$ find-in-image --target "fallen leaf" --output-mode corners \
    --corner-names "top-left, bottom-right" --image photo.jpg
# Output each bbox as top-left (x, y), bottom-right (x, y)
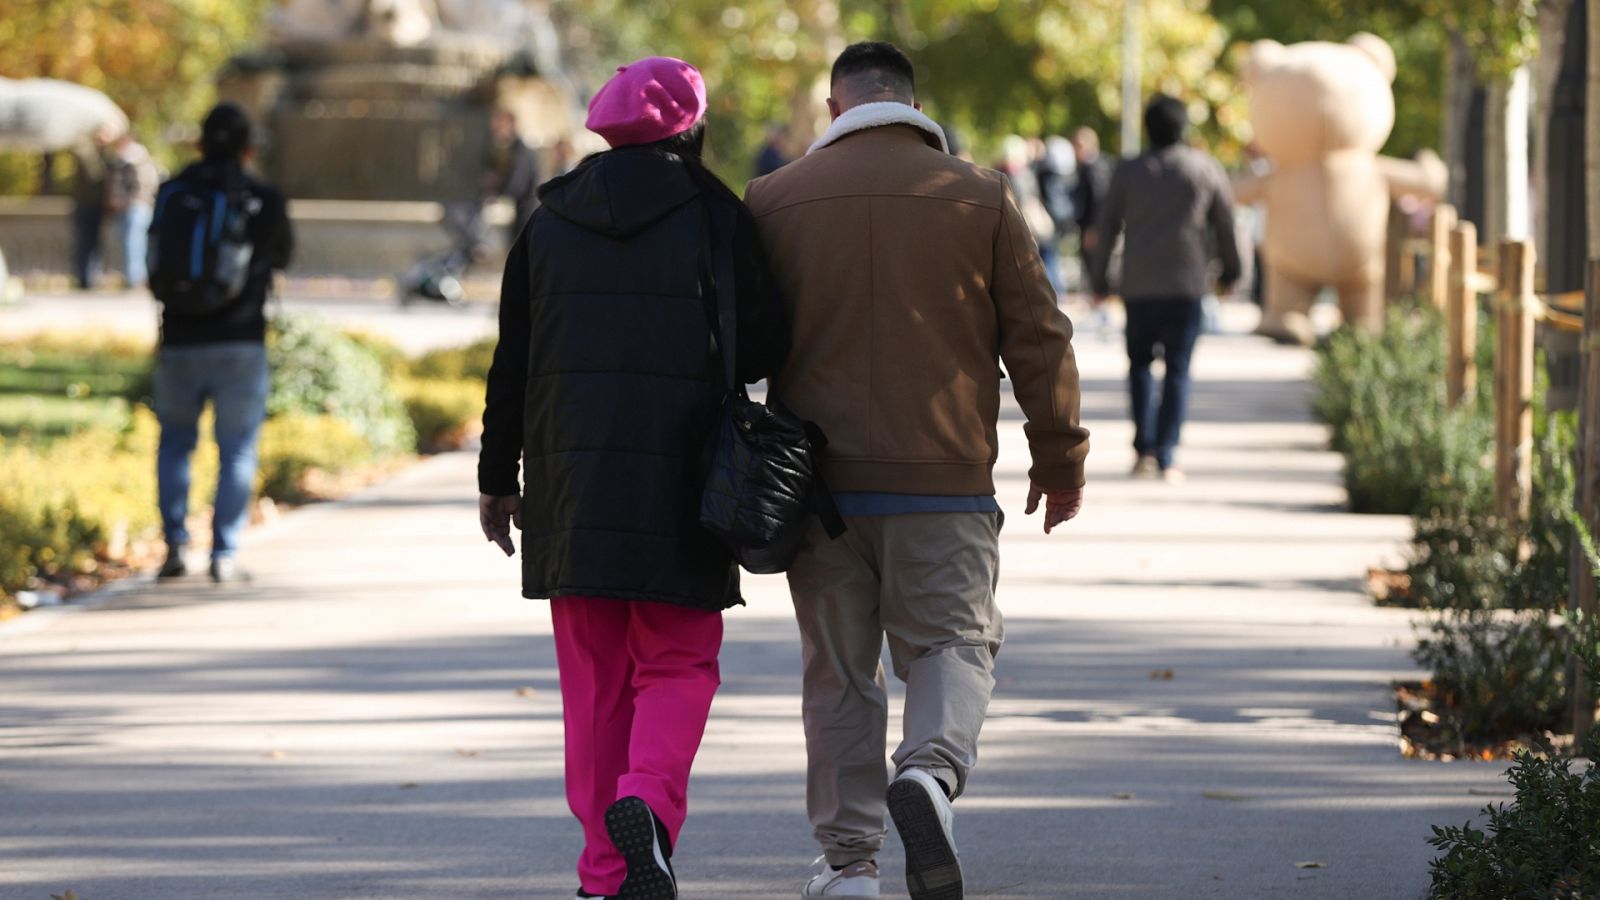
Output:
top-left (264, 750), bottom-right (286, 760)
top-left (1112, 792), bottom-right (1135, 800)
top-left (1201, 790), bottom-right (1254, 801)
top-left (515, 686), bottom-right (537, 698)
top-left (51, 892), bottom-right (81, 900)
top-left (1148, 669), bottom-right (1175, 680)
top-left (399, 782), bottom-right (419, 789)
top-left (455, 748), bottom-right (480, 758)
top-left (1294, 861), bottom-right (1327, 869)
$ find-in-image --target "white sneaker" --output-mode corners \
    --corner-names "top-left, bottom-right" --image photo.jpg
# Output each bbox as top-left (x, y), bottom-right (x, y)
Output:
top-left (888, 768), bottom-right (961, 900)
top-left (801, 856), bottom-right (880, 896)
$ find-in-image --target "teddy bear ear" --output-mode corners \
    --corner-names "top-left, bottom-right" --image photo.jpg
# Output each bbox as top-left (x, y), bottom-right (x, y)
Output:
top-left (1348, 32), bottom-right (1397, 83)
top-left (1242, 39), bottom-right (1285, 84)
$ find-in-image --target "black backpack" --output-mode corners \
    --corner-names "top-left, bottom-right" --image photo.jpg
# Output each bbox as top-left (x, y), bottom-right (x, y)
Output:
top-left (147, 170), bottom-right (257, 315)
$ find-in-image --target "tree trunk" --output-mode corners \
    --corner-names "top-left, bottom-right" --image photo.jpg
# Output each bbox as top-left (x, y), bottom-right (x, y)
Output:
top-left (1444, 29), bottom-right (1476, 212)
top-left (1573, 0), bottom-right (1600, 740)
top-left (1536, 0), bottom-right (1576, 260)
top-left (1483, 65), bottom-right (1533, 245)
top-left (1591, 0), bottom-right (1600, 260)
top-left (1120, 0), bottom-right (1142, 158)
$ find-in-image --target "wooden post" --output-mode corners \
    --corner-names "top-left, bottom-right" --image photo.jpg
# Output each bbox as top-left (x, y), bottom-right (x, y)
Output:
top-left (1493, 239), bottom-right (1537, 523)
top-left (1385, 202), bottom-right (1409, 303)
top-left (1574, 257), bottom-right (1600, 739)
top-left (1430, 204), bottom-right (1457, 311)
top-left (1447, 222), bottom-right (1478, 407)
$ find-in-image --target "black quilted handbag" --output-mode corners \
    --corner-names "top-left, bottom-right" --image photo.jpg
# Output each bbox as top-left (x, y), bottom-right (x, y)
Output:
top-left (696, 198), bottom-right (844, 574)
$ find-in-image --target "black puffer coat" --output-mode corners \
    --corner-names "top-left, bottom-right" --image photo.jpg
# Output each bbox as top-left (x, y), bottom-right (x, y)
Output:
top-left (478, 147), bottom-right (789, 610)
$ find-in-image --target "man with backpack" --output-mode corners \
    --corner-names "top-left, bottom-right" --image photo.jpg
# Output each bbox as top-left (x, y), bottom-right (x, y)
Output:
top-left (147, 102), bottom-right (293, 583)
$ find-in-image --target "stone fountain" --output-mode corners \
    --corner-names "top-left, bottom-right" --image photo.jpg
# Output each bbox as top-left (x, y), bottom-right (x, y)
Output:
top-left (219, 0), bottom-right (577, 203)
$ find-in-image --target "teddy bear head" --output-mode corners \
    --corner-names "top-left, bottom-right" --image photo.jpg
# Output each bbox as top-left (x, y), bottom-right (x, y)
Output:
top-left (1242, 33), bottom-right (1396, 164)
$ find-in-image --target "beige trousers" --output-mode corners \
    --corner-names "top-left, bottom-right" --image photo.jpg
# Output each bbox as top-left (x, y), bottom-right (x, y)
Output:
top-left (786, 512), bottom-right (1004, 866)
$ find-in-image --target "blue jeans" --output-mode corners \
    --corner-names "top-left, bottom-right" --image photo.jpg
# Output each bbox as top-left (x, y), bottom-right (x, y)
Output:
top-left (154, 342), bottom-right (270, 558)
top-left (1038, 242), bottom-right (1064, 296)
top-left (117, 202), bottom-right (153, 287)
top-left (1124, 297), bottom-right (1203, 470)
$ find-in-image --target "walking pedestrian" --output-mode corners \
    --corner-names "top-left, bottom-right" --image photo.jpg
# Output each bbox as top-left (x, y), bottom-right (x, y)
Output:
top-left (476, 57), bottom-right (789, 900)
top-left (149, 102), bottom-right (293, 583)
top-left (995, 134), bottom-right (1059, 294)
top-left (1088, 94), bottom-right (1241, 484)
top-left (484, 107), bottom-right (540, 237)
top-left (1069, 126), bottom-right (1110, 289)
top-left (69, 127), bottom-right (113, 289)
top-left (104, 130), bottom-right (161, 288)
top-left (1035, 135), bottom-right (1078, 298)
top-left (754, 123), bottom-right (792, 176)
top-left (744, 41), bottom-right (1088, 900)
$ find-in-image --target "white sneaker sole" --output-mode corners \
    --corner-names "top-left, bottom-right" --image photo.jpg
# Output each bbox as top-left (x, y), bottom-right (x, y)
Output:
top-left (888, 778), bottom-right (962, 900)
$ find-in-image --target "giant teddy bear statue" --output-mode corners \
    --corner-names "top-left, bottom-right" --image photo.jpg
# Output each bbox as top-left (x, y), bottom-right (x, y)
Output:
top-left (1234, 33), bottom-right (1447, 346)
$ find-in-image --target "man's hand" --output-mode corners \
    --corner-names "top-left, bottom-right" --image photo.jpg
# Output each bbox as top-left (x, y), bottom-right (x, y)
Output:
top-left (1025, 484), bottom-right (1083, 534)
top-left (479, 494), bottom-right (521, 557)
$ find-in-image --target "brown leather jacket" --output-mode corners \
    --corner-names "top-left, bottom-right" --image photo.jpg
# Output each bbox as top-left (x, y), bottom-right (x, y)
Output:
top-left (745, 118), bottom-right (1088, 494)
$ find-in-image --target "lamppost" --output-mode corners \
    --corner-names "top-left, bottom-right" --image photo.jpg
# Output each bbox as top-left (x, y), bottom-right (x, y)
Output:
top-left (1121, 0), bottom-right (1142, 157)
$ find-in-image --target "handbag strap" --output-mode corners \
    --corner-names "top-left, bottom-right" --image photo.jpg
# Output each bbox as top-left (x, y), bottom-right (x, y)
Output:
top-left (804, 421), bottom-right (848, 540)
top-left (699, 182), bottom-right (846, 543)
top-left (699, 193), bottom-right (742, 397)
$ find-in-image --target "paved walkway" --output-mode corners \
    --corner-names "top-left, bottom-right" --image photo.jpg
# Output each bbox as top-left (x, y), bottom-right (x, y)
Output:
top-left (1, 324), bottom-right (1507, 899)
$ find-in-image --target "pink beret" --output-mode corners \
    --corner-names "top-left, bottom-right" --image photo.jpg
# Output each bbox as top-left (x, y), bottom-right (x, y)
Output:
top-left (585, 57), bottom-right (708, 148)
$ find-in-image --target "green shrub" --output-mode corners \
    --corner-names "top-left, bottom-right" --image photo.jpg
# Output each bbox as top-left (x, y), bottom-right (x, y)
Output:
top-left (255, 414), bottom-right (375, 504)
top-left (267, 314), bottom-right (414, 456)
top-left (408, 337), bottom-right (497, 382)
top-left (1311, 306), bottom-right (1495, 516)
top-left (1426, 554), bottom-right (1600, 899)
top-left (1405, 411), bottom-right (1576, 612)
top-left (398, 378), bottom-right (484, 453)
top-left (1427, 739), bottom-right (1600, 898)
top-left (1412, 610), bottom-right (1569, 749)
top-left (343, 330), bottom-right (411, 380)
top-left (0, 408), bottom-right (217, 596)
top-left (0, 334), bottom-right (153, 435)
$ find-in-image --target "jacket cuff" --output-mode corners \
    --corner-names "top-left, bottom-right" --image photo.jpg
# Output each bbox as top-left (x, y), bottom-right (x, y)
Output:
top-left (1028, 460), bottom-right (1085, 492)
top-left (477, 467), bottom-right (520, 497)
top-left (1024, 425), bottom-right (1089, 491)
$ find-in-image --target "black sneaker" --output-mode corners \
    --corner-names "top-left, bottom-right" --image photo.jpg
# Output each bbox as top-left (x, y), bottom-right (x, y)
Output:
top-left (157, 548), bottom-right (187, 580)
top-left (604, 796), bottom-right (676, 900)
top-left (209, 557), bottom-right (252, 584)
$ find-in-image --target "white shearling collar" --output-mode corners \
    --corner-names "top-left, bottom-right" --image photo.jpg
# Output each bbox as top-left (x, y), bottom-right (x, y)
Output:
top-left (807, 102), bottom-right (949, 155)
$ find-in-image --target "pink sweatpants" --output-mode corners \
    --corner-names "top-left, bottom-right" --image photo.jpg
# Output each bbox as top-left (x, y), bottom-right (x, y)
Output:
top-left (550, 595), bottom-right (724, 895)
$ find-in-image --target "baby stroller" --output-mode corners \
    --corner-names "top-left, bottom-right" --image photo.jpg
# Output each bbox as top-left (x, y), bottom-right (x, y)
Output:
top-left (399, 200), bottom-right (491, 307)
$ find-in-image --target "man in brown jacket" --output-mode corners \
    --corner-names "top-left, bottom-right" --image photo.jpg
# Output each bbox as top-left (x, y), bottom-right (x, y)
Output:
top-left (745, 42), bottom-right (1089, 900)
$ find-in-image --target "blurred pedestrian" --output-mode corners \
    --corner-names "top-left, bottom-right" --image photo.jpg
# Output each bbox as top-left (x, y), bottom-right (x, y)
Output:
top-left (746, 41), bottom-right (1087, 900)
top-left (477, 57), bottom-right (789, 900)
top-left (995, 134), bottom-right (1059, 293)
top-left (69, 127), bottom-right (114, 289)
top-left (104, 130), bottom-right (161, 288)
top-left (549, 136), bottom-right (580, 176)
top-left (939, 120), bottom-right (972, 162)
top-left (484, 107), bottom-right (540, 236)
top-left (754, 123), bottom-right (791, 176)
top-left (1070, 126), bottom-right (1111, 290)
top-left (148, 102), bottom-right (294, 583)
top-left (1034, 135), bottom-right (1077, 298)
top-left (1089, 95), bottom-right (1240, 484)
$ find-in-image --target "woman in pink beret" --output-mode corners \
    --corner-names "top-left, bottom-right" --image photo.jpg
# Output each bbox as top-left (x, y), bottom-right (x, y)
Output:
top-left (477, 57), bottom-right (790, 900)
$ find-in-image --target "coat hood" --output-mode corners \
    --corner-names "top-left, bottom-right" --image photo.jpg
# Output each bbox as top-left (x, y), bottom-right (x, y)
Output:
top-left (538, 148), bottom-right (701, 239)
